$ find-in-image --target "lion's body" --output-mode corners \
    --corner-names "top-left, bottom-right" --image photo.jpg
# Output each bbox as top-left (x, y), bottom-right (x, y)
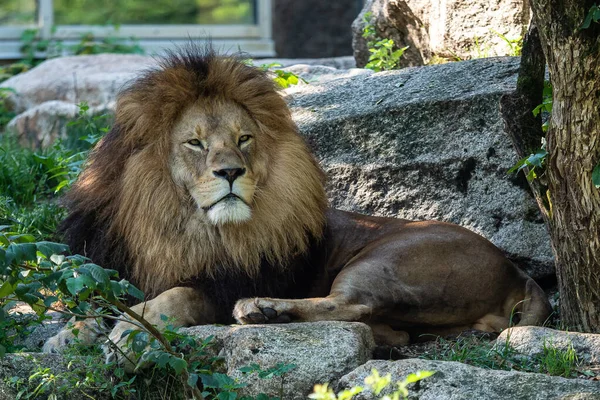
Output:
top-left (45, 46), bottom-right (551, 356)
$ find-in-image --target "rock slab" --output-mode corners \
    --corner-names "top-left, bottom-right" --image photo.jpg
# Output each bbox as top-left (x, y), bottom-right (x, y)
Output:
top-left (338, 359), bottom-right (600, 399)
top-left (182, 322), bottom-right (375, 400)
top-left (498, 326), bottom-right (600, 366)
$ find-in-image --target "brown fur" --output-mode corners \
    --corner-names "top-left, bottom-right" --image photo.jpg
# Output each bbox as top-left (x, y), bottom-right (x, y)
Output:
top-left (63, 46), bottom-right (327, 297)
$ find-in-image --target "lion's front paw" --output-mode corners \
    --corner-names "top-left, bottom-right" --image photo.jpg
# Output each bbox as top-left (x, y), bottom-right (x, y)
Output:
top-left (43, 320), bottom-right (102, 353)
top-left (43, 329), bottom-right (77, 353)
top-left (233, 298), bottom-right (293, 324)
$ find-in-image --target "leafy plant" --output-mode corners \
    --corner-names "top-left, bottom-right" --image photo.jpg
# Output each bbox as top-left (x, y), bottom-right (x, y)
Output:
top-left (508, 146), bottom-right (548, 182)
top-left (0, 88), bottom-right (16, 130)
top-left (0, 63), bottom-right (30, 84)
top-left (258, 63), bottom-right (305, 88)
top-left (310, 368), bottom-right (435, 400)
top-left (581, 4), bottom-right (600, 29)
top-left (362, 12), bottom-right (408, 72)
top-left (492, 30), bottom-right (523, 57)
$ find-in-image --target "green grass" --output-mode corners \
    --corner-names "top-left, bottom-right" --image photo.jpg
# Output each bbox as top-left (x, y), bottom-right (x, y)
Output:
top-left (419, 334), bottom-right (582, 378)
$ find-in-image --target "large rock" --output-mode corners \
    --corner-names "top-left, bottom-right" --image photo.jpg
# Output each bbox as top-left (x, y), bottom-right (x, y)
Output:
top-left (497, 326), bottom-right (600, 366)
top-left (0, 54), bottom-right (152, 113)
top-left (181, 322), bottom-right (375, 400)
top-left (287, 56), bottom-right (553, 280)
top-left (337, 359), bottom-right (600, 399)
top-left (6, 100), bottom-right (112, 147)
top-left (352, 0), bottom-right (530, 67)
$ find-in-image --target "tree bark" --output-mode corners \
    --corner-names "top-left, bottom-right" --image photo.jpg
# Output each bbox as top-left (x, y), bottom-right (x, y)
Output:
top-left (529, 0), bottom-right (600, 331)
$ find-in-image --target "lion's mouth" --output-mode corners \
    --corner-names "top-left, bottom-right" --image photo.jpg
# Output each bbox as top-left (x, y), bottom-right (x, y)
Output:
top-left (203, 193), bottom-right (247, 211)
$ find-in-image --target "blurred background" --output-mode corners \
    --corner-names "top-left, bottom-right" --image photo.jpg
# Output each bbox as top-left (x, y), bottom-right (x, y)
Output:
top-left (0, 0), bottom-right (364, 59)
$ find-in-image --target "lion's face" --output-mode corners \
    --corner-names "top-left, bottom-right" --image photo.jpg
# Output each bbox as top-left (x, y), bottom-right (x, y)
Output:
top-left (170, 99), bottom-right (267, 225)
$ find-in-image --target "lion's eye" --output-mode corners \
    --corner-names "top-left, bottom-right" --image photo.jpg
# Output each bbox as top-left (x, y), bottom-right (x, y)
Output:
top-left (187, 139), bottom-right (204, 149)
top-left (238, 135), bottom-right (252, 146)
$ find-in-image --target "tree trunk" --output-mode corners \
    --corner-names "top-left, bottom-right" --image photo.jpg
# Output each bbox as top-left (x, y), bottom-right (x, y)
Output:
top-left (529, 0), bottom-right (600, 331)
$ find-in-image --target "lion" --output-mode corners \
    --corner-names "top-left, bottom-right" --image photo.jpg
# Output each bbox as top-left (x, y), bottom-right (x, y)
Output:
top-left (44, 46), bottom-right (552, 362)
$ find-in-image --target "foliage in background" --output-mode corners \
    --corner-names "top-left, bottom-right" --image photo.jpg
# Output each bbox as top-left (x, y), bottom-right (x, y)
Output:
top-left (0, 102), bottom-right (106, 239)
top-left (492, 30), bottom-right (523, 57)
top-left (362, 12), bottom-right (408, 72)
top-left (0, 88), bottom-right (16, 129)
top-left (20, 28), bottom-right (143, 65)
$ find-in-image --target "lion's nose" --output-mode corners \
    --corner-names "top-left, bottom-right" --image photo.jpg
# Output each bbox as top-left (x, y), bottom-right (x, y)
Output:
top-left (213, 168), bottom-right (246, 184)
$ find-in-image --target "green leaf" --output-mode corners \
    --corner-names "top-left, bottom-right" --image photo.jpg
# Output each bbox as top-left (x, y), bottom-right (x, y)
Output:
top-left (187, 373), bottom-right (199, 388)
top-left (127, 284), bottom-right (144, 301)
top-left (36, 242), bottom-right (69, 259)
top-left (0, 281), bottom-right (15, 298)
top-left (592, 164), bottom-right (600, 188)
top-left (131, 331), bottom-right (149, 353)
top-left (81, 263), bottom-right (110, 285)
top-left (43, 295), bottom-right (58, 307)
top-left (66, 277), bottom-right (84, 295)
top-left (7, 243), bottom-right (37, 263)
top-left (0, 344), bottom-right (5, 358)
top-left (217, 391), bottom-right (237, 400)
top-left (403, 370), bottom-right (435, 384)
top-left (167, 357), bottom-right (187, 374)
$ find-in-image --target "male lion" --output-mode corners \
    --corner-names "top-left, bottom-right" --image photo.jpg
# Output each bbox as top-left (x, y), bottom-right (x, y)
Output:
top-left (44, 47), bottom-right (551, 359)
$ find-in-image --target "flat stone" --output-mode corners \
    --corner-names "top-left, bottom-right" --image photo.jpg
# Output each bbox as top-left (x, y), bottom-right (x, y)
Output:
top-left (497, 326), bottom-right (600, 366)
top-left (182, 322), bottom-right (375, 400)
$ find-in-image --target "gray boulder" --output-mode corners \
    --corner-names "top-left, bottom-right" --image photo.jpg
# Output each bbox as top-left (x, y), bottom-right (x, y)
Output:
top-left (497, 326), bottom-right (600, 366)
top-left (352, 0), bottom-right (530, 67)
top-left (337, 359), bottom-right (600, 399)
top-left (181, 322), bottom-right (375, 400)
top-left (288, 56), bottom-right (553, 280)
top-left (6, 100), bottom-right (112, 147)
top-left (0, 54), bottom-right (152, 113)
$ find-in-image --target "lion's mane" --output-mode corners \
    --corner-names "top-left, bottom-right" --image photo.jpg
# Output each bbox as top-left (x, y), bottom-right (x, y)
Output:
top-left (60, 46), bottom-right (327, 302)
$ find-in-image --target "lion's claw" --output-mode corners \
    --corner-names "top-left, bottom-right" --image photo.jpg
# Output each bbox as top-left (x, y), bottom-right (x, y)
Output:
top-left (246, 312), bottom-right (268, 323)
top-left (261, 307), bottom-right (278, 319)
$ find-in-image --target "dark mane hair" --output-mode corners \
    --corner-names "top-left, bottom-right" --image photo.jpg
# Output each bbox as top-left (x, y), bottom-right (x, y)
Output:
top-left (59, 45), bottom-right (328, 300)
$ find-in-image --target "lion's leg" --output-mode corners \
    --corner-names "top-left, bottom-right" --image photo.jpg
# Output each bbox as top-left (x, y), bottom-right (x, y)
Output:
top-left (104, 287), bottom-right (213, 370)
top-left (233, 294), bottom-right (372, 324)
